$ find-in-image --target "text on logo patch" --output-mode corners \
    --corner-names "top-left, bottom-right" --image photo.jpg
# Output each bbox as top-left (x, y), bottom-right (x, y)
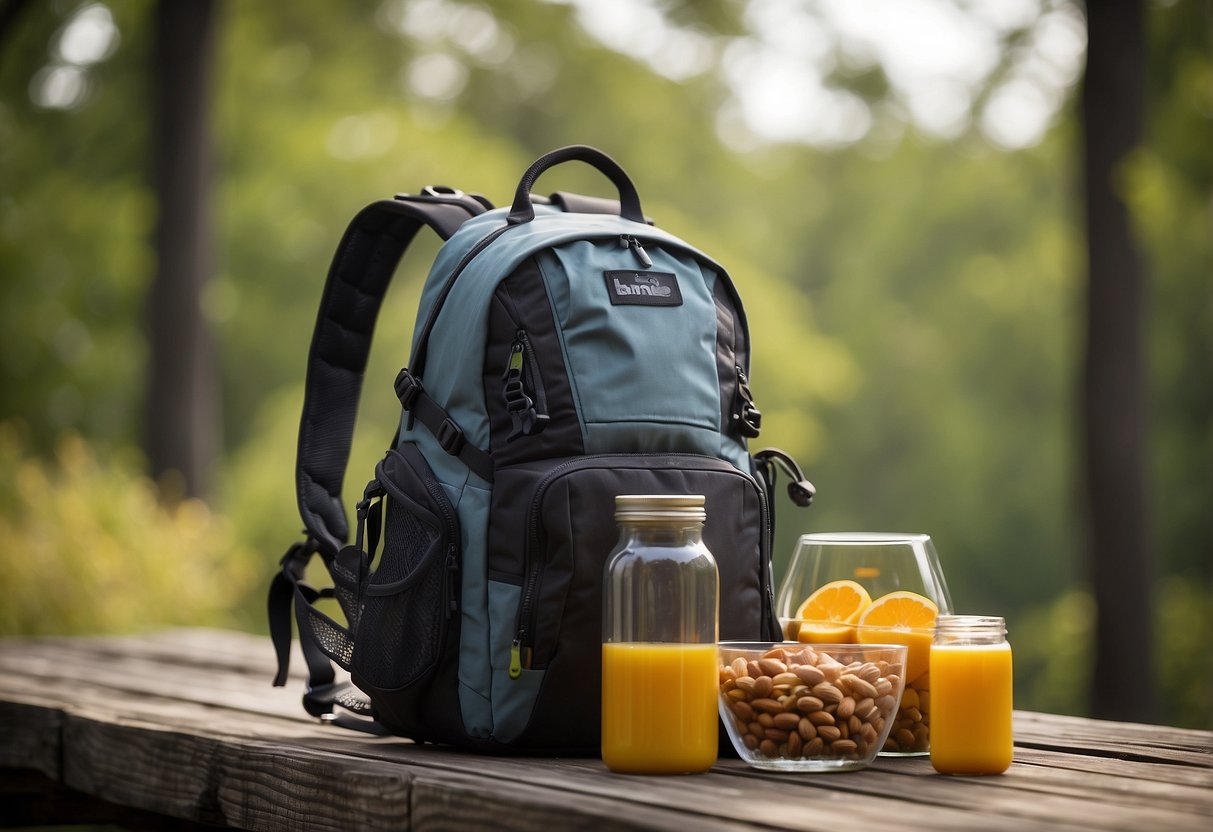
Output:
top-left (603, 271), bottom-right (682, 307)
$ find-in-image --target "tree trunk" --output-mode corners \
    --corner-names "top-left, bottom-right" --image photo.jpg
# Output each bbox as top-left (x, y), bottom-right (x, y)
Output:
top-left (1080, 0), bottom-right (1157, 721)
top-left (145, 0), bottom-right (220, 498)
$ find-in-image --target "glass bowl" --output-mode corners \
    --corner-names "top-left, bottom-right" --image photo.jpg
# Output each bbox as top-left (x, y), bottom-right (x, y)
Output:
top-left (718, 641), bottom-right (907, 772)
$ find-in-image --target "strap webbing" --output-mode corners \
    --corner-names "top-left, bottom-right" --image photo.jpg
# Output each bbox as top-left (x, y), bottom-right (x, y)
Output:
top-left (295, 194), bottom-right (484, 557)
top-left (393, 368), bottom-right (494, 482)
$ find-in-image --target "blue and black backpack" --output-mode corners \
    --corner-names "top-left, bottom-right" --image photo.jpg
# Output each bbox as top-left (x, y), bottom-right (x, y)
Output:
top-left (268, 146), bottom-right (814, 752)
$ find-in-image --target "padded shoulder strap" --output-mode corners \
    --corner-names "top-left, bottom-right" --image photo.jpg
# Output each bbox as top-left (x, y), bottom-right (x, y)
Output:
top-left (296, 194), bottom-right (484, 557)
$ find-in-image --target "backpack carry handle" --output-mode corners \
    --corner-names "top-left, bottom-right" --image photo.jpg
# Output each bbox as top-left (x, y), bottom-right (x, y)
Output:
top-left (507, 145), bottom-right (645, 226)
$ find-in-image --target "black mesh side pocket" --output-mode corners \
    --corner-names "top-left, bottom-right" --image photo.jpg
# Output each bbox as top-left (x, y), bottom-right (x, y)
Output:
top-left (352, 443), bottom-right (459, 692)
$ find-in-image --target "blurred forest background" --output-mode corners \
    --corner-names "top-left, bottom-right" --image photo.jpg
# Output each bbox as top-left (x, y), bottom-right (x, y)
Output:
top-left (0, 0), bottom-right (1209, 728)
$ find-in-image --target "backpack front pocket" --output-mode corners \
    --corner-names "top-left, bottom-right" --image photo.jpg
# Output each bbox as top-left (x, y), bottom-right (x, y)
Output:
top-left (352, 443), bottom-right (460, 693)
top-left (486, 452), bottom-right (772, 748)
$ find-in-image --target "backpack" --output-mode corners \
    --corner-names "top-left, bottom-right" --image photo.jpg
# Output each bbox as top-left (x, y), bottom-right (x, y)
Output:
top-left (268, 145), bottom-right (815, 752)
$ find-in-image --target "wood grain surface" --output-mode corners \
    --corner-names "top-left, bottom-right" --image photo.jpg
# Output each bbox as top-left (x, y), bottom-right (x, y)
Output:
top-left (1, 630), bottom-right (1209, 831)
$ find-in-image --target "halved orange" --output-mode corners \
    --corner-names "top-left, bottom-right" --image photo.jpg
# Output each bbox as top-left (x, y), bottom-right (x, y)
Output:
top-left (855, 591), bottom-right (938, 682)
top-left (790, 580), bottom-right (872, 643)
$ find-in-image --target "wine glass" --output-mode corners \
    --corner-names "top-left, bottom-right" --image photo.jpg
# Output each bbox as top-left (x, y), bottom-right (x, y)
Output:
top-left (775, 532), bottom-right (953, 756)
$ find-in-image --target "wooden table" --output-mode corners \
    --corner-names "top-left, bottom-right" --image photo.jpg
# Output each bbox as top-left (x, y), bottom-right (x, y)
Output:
top-left (1, 629), bottom-right (1209, 831)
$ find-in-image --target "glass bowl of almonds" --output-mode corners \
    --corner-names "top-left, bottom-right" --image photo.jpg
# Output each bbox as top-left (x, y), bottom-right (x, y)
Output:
top-left (718, 642), bottom-right (907, 772)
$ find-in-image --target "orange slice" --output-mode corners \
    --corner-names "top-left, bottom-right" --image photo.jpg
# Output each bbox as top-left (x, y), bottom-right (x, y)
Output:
top-left (795, 622), bottom-right (856, 644)
top-left (855, 591), bottom-right (938, 682)
top-left (790, 580), bottom-right (872, 643)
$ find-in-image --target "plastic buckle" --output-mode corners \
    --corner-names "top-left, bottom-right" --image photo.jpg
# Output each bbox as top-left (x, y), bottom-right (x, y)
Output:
top-left (394, 368), bottom-right (421, 410)
top-left (739, 403), bottom-right (762, 437)
top-left (436, 417), bottom-right (466, 456)
top-left (503, 375), bottom-right (531, 413)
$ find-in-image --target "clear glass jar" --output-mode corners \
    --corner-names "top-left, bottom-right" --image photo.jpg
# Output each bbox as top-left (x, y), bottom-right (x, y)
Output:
top-left (929, 615), bottom-right (1014, 775)
top-left (601, 495), bottom-right (719, 774)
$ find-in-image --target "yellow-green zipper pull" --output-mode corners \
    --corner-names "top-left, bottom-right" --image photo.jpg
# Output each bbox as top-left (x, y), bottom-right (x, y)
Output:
top-left (509, 641), bottom-right (522, 679)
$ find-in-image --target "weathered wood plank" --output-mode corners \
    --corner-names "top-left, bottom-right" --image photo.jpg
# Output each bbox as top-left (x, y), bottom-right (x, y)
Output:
top-left (407, 770), bottom-right (753, 832)
top-left (1013, 710), bottom-right (1213, 765)
top-left (0, 639), bottom-right (316, 723)
top-left (0, 768), bottom-right (235, 831)
top-left (1012, 746), bottom-right (1213, 788)
top-left (3, 630), bottom-right (1212, 832)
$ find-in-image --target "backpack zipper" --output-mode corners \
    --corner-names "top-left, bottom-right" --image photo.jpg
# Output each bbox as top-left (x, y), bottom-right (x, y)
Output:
top-left (620, 234), bottom-right (652, 268)
top-left (508, 453), bottom-right (771, 678)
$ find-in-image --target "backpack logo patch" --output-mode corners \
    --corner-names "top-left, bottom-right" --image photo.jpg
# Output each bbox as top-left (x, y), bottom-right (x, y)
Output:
top-left (604, 271), bottom-right (683, 307)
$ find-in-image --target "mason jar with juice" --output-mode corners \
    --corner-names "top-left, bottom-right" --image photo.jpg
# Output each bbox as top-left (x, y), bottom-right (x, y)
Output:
top-left (929, 615), bottom-right (1014, 775)
top-left (601, 495), bottom-right (719, 774)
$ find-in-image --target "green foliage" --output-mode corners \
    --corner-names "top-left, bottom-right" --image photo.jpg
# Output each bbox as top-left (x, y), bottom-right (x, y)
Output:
top-left (1014, 580), bottom-right (1213, 730)
top-left (0, 1), bottom-right (153, 453)
top-left (1154, 575), bottom-right (1213, 730)
top-left (0, 422), bottom-right (258, 635)
top-left (1013, 590), bottom-right (1094, 719)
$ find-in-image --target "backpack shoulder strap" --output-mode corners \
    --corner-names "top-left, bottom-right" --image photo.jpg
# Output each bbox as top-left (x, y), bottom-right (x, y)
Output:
top-left (296, 193), bottom-right (484, 557)
top-left (270, 190), bottom-right (485, 711)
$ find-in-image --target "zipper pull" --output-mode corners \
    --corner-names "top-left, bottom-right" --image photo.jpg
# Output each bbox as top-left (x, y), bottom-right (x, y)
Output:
top-left (509, 641), bottom-right (522, 680)
top-left (505, 338), bottom-right (524, 375)
top-left (620, 235), bottom-right (652, 269)
top-left (502, 330), bottom-right (549, 440)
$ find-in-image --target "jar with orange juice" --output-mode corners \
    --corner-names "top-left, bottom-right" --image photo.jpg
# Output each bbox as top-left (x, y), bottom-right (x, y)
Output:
top-left (929, 615), bottom-right (1014, 775)
top-left (601, 495), bottom-right (719, 774)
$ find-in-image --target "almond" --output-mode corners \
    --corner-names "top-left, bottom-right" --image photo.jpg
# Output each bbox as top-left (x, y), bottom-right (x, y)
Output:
top-left (750, 698), bottom-right (784, 715)
top-left (832, 739), bottom-right (858, 755)
top-left (772, 672), bottom-right (801, 688)
top-left (793, 664), bottom-right (826, 687)
top-left (758, 657), bottom-right (788, 677)
top-left (772, 712), bottom-right (801, 731)
top-left (840, 673), bottom-right (879, 700)
top-left (765, 728), bottom-right (791, 743)
top-left (787, 730), bottom-right (803, 757)
top-left (796, 695), bottom-right (825, 714)
top-left (812, 681), bottom-right (844, 705)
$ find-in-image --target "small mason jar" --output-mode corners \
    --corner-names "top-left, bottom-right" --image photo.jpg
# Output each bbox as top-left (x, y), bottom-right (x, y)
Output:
top-left (929, 615), bottom-right (1014, 775)
top-left (600, 494), bottom-right (719, 774)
